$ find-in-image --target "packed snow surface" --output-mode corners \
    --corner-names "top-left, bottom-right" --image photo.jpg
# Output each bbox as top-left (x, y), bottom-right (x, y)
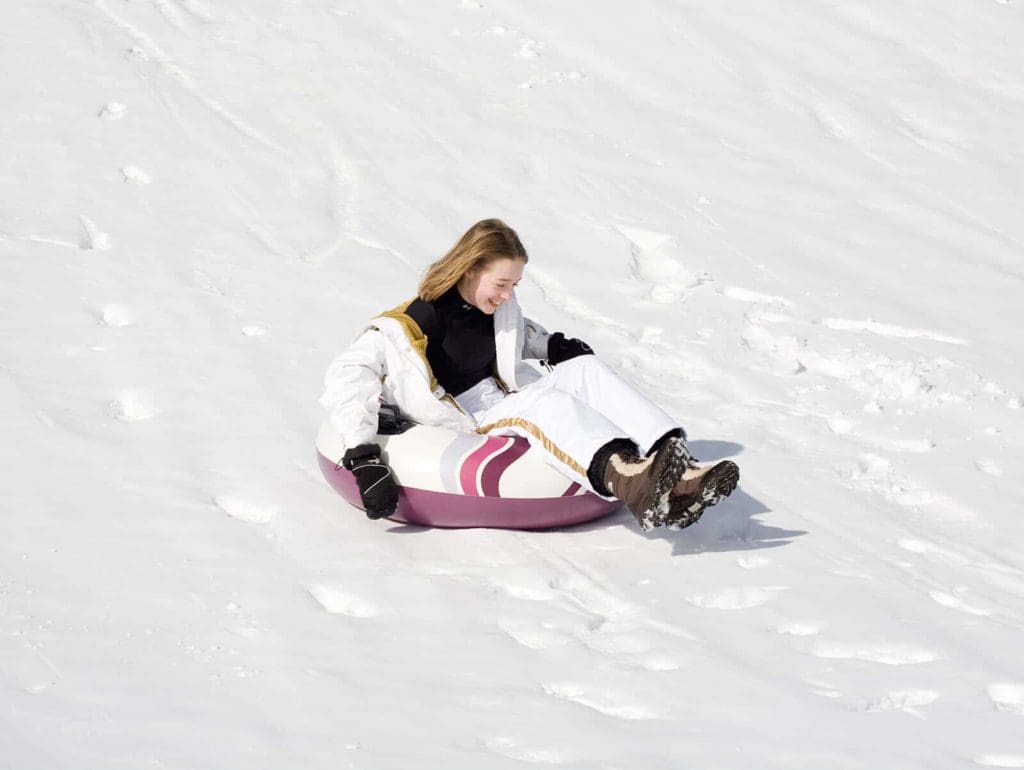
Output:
top-left (2, 1), bottom-right (1023, 768)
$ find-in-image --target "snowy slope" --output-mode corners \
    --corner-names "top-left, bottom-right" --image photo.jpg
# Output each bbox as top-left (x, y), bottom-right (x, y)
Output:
top-left (3, 1), bottom-right (1024, 767)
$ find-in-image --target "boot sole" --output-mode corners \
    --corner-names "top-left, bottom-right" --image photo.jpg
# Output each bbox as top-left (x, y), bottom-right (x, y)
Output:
top-left (666, 460), bottom-right (740, 530)
top-left (636, 438), bottom-right (689, 531)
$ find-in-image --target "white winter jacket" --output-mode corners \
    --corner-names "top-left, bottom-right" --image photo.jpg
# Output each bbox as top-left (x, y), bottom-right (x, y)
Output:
top-left (320, 294), bottom-right (552, 450)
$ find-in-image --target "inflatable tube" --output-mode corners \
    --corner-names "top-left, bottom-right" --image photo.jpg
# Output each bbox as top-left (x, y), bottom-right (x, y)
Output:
top-left (316, 421), bottom-right (621, 529)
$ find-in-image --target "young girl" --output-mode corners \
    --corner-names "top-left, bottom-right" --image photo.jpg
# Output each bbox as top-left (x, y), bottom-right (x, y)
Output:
top-left (320, 219), bottom-right (739, 531)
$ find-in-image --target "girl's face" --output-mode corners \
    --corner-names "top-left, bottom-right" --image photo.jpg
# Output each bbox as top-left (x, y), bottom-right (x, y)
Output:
top-left (458, 258), bottom-right (525, 314)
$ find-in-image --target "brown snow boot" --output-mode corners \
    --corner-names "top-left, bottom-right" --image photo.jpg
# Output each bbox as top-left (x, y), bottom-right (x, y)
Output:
top-left (596, 436), bottom-right (688, 530)
top-left (665, 458), bottom-right (740, 530)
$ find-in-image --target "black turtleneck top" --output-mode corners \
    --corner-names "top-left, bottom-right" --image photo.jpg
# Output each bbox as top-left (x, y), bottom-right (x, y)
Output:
top-left (404, 285), bottom-right (497, 396)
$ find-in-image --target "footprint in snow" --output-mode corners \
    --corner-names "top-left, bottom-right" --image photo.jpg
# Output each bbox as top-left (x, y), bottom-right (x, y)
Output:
top-left (975, 458), bottom-right (1004, 477)
top-left (98, 102), bottom-right (126, 120)
top-left (498, 619), bottom-right (571, 650)
top-left (773, 621), bottom-right (823, 636)
top-left (213, 495), bottom-right (278, 524)
top-left (826, 416), bottom-right (855, 435)
top-left (308, 585), bottom-right (379, 618)
top-left (520, 70), bottom-right (586, 90)
top-left (517, 38), bottom-right (543, 59)
top-left (883, 437), bottom-right (935, 453)
top-left (482, 737), bottom-right (573, 765)
top-left (860, 689), bottom-right (941, 717)
top-left (547, 571), bottom-right (638, 620)
top-left (110, 390), bottom-right (158, 422)
top-left (580, 631), bottom-right (651, 656)
top-left (635, 656), bottom-right (681, 672)
top-left (488, 25), bottom-right (543, 60)
top-left (499, 618), bottom-right (677, 671)
top-left (99, 304), bottom-right (134, 327)
top-left (577, 619), bottom-right (685, 671)
top-left (79, 215), bottom-right (110, 251)
top-left (988, 683), bottom-right (1024, 716)
top-left (121, 165), bottom-right (152, 185)
top-left (490, 574), bottom-right (559, 602)
top-left (686, 586), bottom-right (788, 610)
top-left (811, 687), bottom-right (844, 699)
top-left (723, 286), bottom-right (792, 306)
top-left (616, 223), bottom-right (712, 304)
top-left (226, 625), bottom-right (262, 641)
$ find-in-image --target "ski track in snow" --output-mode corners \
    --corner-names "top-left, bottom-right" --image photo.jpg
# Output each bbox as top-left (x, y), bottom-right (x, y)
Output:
top-left (481, 737), bottom-right (573, 765)
top-left (929, 589), bottom-right (992, 617)
top-left (723, 286), bottom-right (793, 306)
top-left (541, 682), bottom-right (661, 721)
top-left (976, 757), bottom-right (1024, 769)
top-left (93, 0), bottom-right (299, 163)
top-left (822, 317), bottom-right (969, 345)
top-left (686, 586), bottom-right (789, 610)
top-left (810, 642), bottom-right (940, 666)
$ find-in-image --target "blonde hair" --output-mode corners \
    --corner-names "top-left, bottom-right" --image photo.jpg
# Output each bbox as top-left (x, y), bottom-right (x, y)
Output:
top-left (418, 219), bottom-right (528, 302)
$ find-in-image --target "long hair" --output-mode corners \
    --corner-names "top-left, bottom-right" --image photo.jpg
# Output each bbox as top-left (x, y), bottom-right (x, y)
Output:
top-left (418, 219), bottom-right (528, 302)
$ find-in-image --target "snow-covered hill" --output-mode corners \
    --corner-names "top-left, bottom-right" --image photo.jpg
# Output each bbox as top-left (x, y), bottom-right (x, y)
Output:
top-left (2, 1), bottom-right (1023, 767)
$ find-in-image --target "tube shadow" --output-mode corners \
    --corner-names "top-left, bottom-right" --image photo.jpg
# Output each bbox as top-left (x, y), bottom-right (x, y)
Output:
top-left (645, 486), bottom-right (802, 556)
top-left (686, 439), bottom-right (745, 461)
top-left (568, 441), bottom-right (802, 555)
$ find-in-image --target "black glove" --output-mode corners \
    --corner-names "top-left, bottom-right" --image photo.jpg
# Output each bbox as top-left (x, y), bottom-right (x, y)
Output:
top-left (342, 444), bottom-right (399, 519)
top-left (547, 332), bottom-right (594, 365)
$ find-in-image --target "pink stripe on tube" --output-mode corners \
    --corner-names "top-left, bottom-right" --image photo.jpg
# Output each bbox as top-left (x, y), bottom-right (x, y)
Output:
top-left (459, 436), bottom-right (510, 496)
top-left (561, 482), bottom-right (582, 497)
top-left (479, 438), bottom-right (530, 497)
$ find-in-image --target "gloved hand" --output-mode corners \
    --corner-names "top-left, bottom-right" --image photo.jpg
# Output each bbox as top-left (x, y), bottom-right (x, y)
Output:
top-left (342, 444), bottom-right (399, 519)
top-left (547, 332), bottom-right (594, 365)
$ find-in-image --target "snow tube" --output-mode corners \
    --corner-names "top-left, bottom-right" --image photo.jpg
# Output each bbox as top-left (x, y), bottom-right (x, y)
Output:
top-left (316, 421), bottom-right (621, 529)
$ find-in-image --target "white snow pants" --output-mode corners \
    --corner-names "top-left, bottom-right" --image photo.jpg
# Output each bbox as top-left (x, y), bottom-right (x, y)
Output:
top-left (453, 356), bottom-right (681, 496)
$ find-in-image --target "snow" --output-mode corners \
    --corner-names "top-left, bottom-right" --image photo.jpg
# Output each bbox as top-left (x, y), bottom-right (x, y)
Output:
top-left (2, 0), bottom-right (1023, 767)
